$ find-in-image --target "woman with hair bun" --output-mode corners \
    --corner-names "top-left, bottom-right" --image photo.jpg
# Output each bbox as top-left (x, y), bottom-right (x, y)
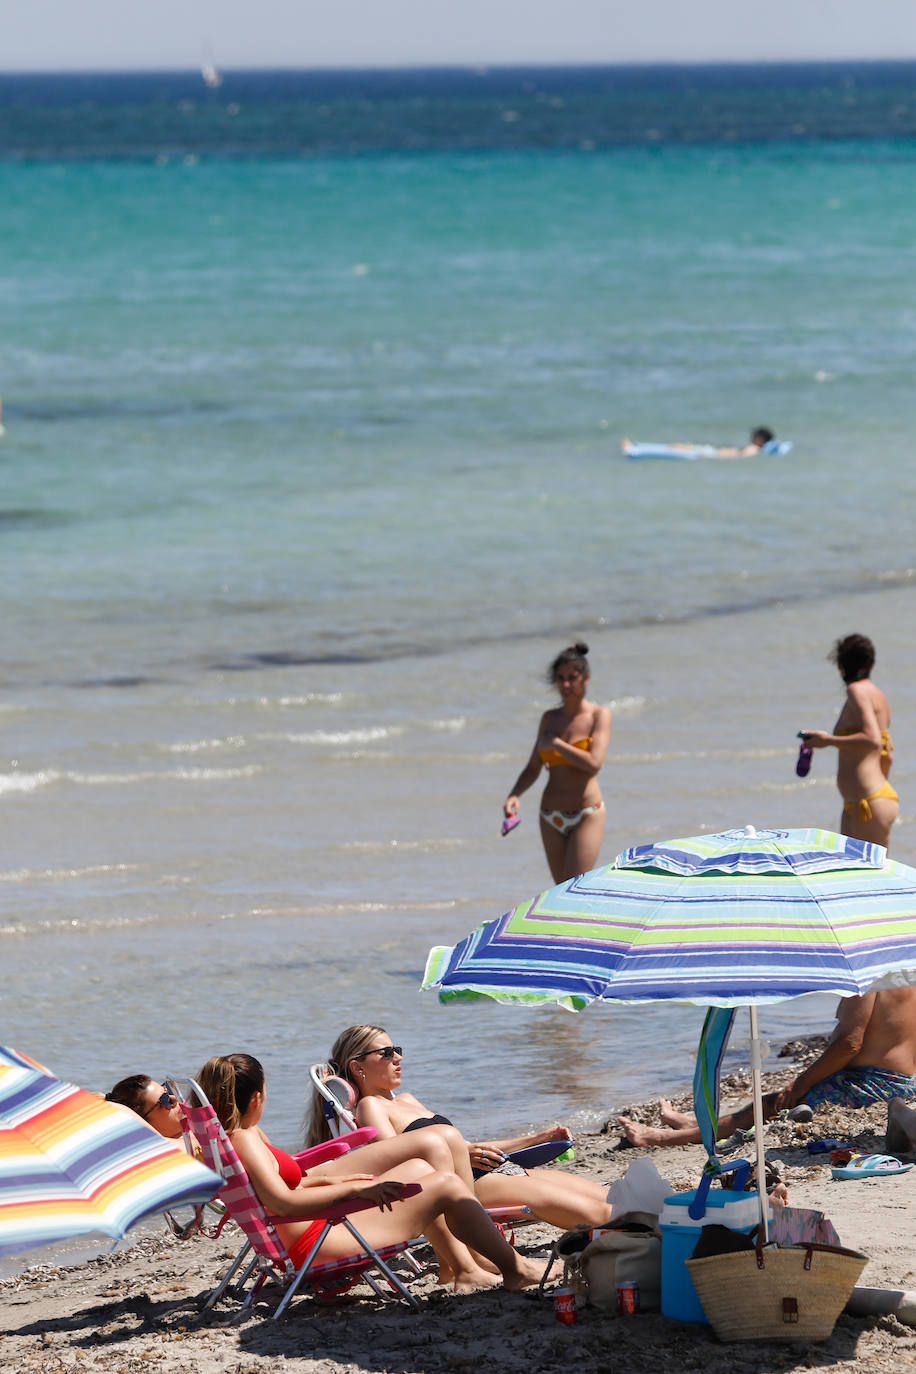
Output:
top-left (803, 633), bottom-right (898, 851)
top-left (503, 641), bottom-right (612, 882)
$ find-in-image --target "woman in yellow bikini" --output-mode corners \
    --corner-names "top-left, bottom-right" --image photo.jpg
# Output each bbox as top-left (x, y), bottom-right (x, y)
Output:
top-left (503, 641), bottom-right (612, 882)
top-left (804, 634), bottom-right (898, 851)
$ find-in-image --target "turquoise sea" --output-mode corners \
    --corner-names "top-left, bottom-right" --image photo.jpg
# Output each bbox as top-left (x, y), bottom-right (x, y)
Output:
top-left (2, 64), bottom-right (915, 1168)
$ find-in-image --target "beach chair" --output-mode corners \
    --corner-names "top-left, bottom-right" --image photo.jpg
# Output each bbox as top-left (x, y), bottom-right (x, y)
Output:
top-left (173, 1077), bottom-right (423, 1320)
top-left (309, 1063), bottom-right (554, 1235)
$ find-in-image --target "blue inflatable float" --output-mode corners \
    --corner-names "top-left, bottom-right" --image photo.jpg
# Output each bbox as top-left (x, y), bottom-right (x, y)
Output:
top-left (624, 439), bottom-right (793, 461)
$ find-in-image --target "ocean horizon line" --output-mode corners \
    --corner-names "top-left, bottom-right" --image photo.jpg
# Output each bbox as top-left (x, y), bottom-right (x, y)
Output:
top-left (3, 58), bottom-right (916, 85)
top-left (5, 60), bottom-right (916, 161)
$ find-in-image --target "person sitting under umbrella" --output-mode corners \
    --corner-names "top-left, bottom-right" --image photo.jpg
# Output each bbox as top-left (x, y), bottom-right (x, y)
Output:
top-left (619, 988), bottom-right (916, 1148)
top-left (308, 1025), bottom-right (613, 1231)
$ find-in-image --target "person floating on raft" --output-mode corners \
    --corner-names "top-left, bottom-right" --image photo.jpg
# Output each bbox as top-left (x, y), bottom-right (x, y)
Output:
top-left (622, 427), bottom-right (785, 460)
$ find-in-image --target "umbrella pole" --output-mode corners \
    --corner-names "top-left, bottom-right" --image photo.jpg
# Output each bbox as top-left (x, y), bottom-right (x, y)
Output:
top-left (748, 1005), bottom-right (769, 1243)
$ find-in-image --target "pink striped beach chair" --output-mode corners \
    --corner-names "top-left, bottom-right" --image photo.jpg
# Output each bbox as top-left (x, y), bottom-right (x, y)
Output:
top-left (174, 1079), bottom-right (422, 1320)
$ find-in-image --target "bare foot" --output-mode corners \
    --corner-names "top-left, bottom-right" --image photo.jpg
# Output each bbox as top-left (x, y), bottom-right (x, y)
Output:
top-left (618, 1116), bottom-right (672, 1147)
top-left (450, 1266), bottom-right (502, 1292)
top-left (503, 1256), bottom-right (560, 1292)
top-left (659, 1097), bottom-right (694, 1129)
top-left (768, 1182), bottom-right (789, 1206)
top-left (886, 1097), bottom-right (916, 1154)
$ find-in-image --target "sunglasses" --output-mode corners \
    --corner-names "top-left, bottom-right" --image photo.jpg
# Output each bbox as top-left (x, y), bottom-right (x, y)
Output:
top-left (141, 1090), bottom-right (176, 1118)
top-left (355, 1045), bottom-right (402, 1061)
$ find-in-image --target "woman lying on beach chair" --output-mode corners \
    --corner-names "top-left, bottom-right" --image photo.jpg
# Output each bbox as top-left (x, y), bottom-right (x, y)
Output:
top-left (106, 1074), bottom-right (186, 1139)
top-left (198, 1052), bottom-right (551, 1292)
top-left (306, 1026), bottom-right (613, 1232)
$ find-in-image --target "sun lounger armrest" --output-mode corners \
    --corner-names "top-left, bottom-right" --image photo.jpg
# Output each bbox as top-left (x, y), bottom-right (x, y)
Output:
top-left (323, 1182), bottom-right (422, 1222)
top-left (265, 1182), bottom-right (423, 1226)
top-left (292, 1129), bottom-right (378, 1170)
top-left (338, 1126), bottom-right (377, 1149)
top-left (293, 1140), bottom-right (352, 1168)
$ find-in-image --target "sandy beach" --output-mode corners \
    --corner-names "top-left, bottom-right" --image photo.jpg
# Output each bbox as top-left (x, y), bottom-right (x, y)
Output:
top-left (5, 1042), bottom-right (916, 1374)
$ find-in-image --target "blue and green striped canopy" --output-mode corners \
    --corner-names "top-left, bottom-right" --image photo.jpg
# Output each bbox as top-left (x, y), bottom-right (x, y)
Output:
top-left (422, 828), bottom-right (916, 1009)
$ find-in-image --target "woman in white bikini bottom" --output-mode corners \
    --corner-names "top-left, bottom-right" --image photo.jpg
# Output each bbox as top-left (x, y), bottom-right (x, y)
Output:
top-left (539, 800), bottom-right (604, 837)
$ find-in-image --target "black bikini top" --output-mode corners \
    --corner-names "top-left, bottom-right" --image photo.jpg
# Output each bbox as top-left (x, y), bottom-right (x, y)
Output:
top-left (402, 1112), bottom-right (454, 1133)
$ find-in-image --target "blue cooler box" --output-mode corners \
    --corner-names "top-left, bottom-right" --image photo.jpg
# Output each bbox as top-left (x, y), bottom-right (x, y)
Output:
top-left (659, 1189), bottom-right (769, 1323)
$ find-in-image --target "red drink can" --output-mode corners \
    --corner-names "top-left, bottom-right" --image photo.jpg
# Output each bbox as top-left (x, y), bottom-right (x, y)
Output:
top-left (553, 1286), bottom-right (577, 1324)
top-left (617, 1283), bottom-right (640, 1316)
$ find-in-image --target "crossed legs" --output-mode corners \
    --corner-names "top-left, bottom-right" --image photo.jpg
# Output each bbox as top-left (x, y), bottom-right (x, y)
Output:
top-left (294, 1158), bottom-right (549, 1291)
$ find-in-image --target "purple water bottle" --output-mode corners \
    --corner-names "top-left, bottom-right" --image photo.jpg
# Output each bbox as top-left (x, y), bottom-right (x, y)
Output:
top-left (796, 732), bottom-right (812, 778)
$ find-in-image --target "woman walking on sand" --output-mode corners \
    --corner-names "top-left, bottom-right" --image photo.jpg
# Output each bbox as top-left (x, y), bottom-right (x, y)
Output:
top-left (803, 633), bottom-right (898, 851)
top-left (503, 642), bottom-right (611, 883)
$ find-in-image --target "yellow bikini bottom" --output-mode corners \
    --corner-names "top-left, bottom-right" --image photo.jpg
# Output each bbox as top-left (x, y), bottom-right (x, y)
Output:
top-left (844, 780), bottom-right (899, 823)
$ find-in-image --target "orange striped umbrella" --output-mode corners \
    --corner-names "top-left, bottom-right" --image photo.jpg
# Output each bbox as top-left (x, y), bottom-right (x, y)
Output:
top-left (0, 1046), bottom-right (222, 1258)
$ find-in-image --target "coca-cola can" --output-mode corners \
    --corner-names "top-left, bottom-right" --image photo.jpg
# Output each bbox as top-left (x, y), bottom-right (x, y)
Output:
top-left (616, 1282), bottom-right (640, 1316)
top-left (553, 1286), bottom-right (577, 1324)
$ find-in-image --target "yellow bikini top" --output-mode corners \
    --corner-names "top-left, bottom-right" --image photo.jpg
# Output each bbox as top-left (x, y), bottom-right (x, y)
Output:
top-left (539, 737), bottom-right (592, 768)
top-left (836, 726), bottom-right (892, 757)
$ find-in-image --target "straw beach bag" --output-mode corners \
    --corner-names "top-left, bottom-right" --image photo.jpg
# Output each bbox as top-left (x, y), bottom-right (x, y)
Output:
top-left (686, 1235), bottom-right (867, 1343)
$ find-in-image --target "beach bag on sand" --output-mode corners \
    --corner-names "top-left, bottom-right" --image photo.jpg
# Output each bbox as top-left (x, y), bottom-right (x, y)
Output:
top-left (544, 1217), bottom-right (662, 1312)
top-left (686, 1229), bottom-right (867, 1343)
top-left (579, 1222), bottom-right (662, 1312)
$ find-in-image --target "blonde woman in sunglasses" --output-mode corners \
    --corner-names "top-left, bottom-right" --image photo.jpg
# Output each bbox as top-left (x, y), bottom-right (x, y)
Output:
top-left (307, 1026), bottom-right (612, 1232)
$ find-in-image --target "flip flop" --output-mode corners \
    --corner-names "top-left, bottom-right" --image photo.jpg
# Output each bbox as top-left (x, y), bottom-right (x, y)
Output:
top-left (831, 1153), bottom-right (914, 1180)
top-left (717, 1126), bottom-right (755, 1149)
top-left (806, 1138), bottom-right (851, 1155)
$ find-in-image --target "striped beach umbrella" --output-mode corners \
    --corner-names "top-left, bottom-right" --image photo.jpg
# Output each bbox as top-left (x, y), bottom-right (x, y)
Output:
top-left (422, 827), bottom-right (916, 1238)
top-left (0, 1046), bottom-right (223, 1259)
top-left (422, 828), bottom-right (916, 1009)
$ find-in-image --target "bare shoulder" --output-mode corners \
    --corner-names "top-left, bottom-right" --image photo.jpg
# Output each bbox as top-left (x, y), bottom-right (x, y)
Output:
top-left (847, 679), bottom-right (888, 711)
top-left (878, 987), bottom-right (916, 1010)
top-left (232, 1125), bottom-right (266, 1166)
top-left (851, 678), bottom-right (891, 725)
top-left (356, 1094), bottom-right (391, 1122)
top-left (846, 679), bottom-right (871, 702)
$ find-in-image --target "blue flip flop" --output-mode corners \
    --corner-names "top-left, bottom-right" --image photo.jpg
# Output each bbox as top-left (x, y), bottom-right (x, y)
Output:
top-left (831, 1153), bottom-right (913, 1180)
top-left (807, 1138), bottom-right (851, 1155)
